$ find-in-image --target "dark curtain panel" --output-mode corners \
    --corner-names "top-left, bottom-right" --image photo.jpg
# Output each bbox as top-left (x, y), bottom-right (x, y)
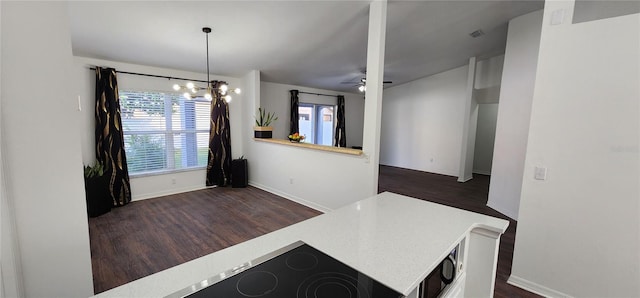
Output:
top-left (95, 67), bottom-right (132, 206)
top-left (206, 81), bottom-right (232, 187)
top-left (334, 95), bottom-right (346, 147)
top-left (290, 90), bottom-right (300, 134)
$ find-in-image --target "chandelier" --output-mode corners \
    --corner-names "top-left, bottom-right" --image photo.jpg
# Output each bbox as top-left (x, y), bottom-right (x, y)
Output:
top-left (172, 27), bottom-right (240, 102)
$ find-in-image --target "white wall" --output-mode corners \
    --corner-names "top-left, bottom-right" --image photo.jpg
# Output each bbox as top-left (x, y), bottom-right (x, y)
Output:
top-left (246, 1), bottom-right (385, 211)
top-left (510, 2), bottom-right (639, 297)
top-left (473, 104), bottom-right (498, 175)
top-left (473, 55), bottom-right (503, 104)
top-left (241, 70), bottom-right (260, 162)
top-left (1, 2), bottom-right (94, 297)
top-left (260, 82), bottom-right (364, 148)
top-left (345, 93), bottom-right (365, 148)
top-left (0, 43), bottom-right (22, 295)
top-left (246, 79), bottom-right (373, 212)
top-left (487, 10), bottom-right (543, 220)
top-left (0, 4), bottom-right (20, 297)
top-left (474, 55), bottom-right (504, 91)
top-left (247, 141), bottom-right (374, 212)
top-left (573, 0), bottom-right (640, 24)
top-left (471, 56), bottom-right (503, 176)
top-left (381, 55), bottom-right (505, 178)
top-left (380, 65), bottom-right (469, 177)
top-left (73, 56), bottom-right (243, 201)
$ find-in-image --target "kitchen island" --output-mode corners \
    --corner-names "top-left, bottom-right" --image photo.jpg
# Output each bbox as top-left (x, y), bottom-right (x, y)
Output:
top-left (92, 192), bottom-right (508, 298)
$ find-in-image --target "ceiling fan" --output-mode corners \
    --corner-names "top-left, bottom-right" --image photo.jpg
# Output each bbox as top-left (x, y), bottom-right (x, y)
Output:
top-left (341, 77), bottom-right (393, 92)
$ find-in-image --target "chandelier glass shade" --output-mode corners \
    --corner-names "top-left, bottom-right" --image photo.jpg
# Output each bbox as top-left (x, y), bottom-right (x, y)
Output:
top-left (172, 27), bottom-right (240, 102)
top-left (171, 81), bottom-right (240, 102)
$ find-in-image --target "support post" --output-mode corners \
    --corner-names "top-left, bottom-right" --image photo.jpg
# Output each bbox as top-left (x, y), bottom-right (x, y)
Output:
top-left (458, 57), bottom-right (478, 182)
top-left (464, 228), bottom-right (503, 296)
top-left (362, 0), bottom-right (387, 195)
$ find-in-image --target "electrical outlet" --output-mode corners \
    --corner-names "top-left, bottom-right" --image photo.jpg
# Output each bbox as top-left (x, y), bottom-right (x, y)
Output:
top-left (289, 178), bottom-right (294, 184)
top-left (171, 177), bottom-right (176, 185)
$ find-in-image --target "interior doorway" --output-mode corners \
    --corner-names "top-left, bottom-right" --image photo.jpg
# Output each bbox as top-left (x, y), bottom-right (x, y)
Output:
top-left (473, 103), bottom-right (499, 175)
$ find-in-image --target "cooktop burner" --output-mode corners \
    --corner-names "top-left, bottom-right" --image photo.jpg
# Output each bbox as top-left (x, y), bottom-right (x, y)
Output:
top-left (297, 272), bottom-right (371, 298)
top-left (166, 242), bottom-right (403, 298)
top-left (286, 252), bottom-right (318, 271)
top-left (236, 271), bottom-right (278, 297)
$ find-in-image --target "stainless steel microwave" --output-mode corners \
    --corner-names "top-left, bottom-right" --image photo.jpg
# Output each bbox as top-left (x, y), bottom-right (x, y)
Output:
top-left (419, 244), bottom-right (459, 298)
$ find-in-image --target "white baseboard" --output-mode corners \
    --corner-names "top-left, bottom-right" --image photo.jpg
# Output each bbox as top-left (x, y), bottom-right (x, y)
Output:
top-left (472, 169), bottom-right (491, 175)
top-left (248, 181), bottom-right (331, 213)
top-left (132, 185), bottom-right (207, 202)
top-left (130, 182), bottom-right (332, 217)
top-left (486, 201), bottom-right (519, 220)
top-left (508, 275), bottom-right (573, 298)
top-left (457, 175), bottom-right (473, 182)
top-left (379, 164), bottom-right (459, 178)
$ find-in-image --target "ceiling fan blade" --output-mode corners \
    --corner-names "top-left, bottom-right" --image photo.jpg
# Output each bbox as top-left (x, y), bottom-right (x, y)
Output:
top-left (361, 78), bottom-right (392, 84)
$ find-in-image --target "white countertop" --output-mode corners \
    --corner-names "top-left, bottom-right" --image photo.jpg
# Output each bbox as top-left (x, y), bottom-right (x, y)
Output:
top-left (92, 192), bottom-right (509, 297)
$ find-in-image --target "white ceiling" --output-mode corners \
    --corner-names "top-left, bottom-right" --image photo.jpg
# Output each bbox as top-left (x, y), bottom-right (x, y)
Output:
top-left (68, 0), bottom-right (544, 93)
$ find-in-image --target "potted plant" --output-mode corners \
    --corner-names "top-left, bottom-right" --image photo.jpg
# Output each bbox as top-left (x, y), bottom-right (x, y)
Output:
top-left (84, 162), bottom-right (112, 217)
top-left (254, 107), bottom-right (278, 138)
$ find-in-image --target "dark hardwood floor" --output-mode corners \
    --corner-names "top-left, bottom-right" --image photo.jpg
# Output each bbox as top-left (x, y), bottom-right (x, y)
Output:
top-left (88, 186), bottom-right (321, 293)
top-left (90, 166), bottom-right (538, 297)
top-left (378, 165), bottom-right (540, 298)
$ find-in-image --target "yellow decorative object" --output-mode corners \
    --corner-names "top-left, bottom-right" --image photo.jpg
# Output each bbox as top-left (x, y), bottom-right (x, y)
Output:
top-left (288, 132), bottom-right (305, 142)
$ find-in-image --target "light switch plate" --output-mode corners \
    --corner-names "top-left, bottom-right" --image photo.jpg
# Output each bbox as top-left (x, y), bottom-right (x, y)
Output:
top-left (534, 166), bottom-right (547, 180)
top-left (551, 9), bottom-right (565, 25)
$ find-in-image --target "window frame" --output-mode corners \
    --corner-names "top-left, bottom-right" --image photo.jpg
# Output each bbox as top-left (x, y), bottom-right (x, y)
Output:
top-left (298, 102), bottom-right (336, 146)
top-left (119, 90), bottom-right (211, 177)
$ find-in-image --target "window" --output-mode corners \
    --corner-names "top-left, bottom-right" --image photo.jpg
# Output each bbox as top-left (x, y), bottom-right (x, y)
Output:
top-left (119, 91), bottom-right (210, 175)
top-left (298, 103), bottom-right (334, 146)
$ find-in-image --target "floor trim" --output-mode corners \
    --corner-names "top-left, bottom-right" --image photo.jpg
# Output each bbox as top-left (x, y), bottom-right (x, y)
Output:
top-left (132, 185), bottom-right (207, 202)
top-left (248, 181), bottom-right (331, 213)
top-left (507, 275), bottom-right (573, 298)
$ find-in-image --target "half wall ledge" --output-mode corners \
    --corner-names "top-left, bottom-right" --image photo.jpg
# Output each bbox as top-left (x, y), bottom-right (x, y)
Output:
top-left (253, 138), bottom-right (363, 156)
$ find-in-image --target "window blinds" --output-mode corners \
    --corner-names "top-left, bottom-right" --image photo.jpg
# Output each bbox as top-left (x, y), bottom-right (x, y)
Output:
top-left (119, 91), bottom-right (211, 175)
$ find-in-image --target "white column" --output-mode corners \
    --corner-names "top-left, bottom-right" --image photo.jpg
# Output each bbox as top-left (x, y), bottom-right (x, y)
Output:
top-left (241, 70), bottom-right (260, 152)
top-left (242, 70), bottom-right (260, 178)
top-left (464, 228), bottom-right (503, 297)
top-left (362, 0), bottom-right (387, 195)
top-left (458, 57), bottom-right (478, 182)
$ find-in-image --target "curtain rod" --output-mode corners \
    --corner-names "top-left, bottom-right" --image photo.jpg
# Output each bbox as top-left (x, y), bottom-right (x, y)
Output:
top-left (298, 91), bottom-right (340, 98)
top-left (89, 67), bottom-right (208, 83)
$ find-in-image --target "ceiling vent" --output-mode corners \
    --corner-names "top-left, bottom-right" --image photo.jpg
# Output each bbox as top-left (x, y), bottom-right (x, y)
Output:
top-left (469, 29), bottom-right (485, 38)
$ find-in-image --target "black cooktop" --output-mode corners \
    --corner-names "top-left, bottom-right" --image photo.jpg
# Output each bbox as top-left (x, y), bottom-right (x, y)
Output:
top-left (168, 242), bottom-right (403, 298)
